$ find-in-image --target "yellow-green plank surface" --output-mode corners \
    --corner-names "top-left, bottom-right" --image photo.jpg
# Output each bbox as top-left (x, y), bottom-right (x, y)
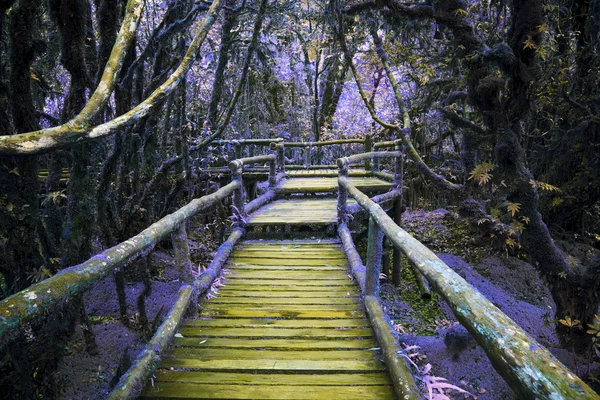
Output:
top-left (278, 177), bottom-right (391, 193)
top-left (247, 199), bottom-right (356, 226)
top-left (140, 240), bottom-right (394, 400)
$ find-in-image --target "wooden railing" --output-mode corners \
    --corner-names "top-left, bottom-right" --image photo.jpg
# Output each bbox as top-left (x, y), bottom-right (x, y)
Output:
top-left (0, 150), bottom-right (282, 399)
top-left (336, 152), bottom-right (599, 399)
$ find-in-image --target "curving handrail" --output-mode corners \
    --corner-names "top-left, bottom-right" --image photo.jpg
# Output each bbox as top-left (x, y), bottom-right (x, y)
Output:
top-left (337, 170), bottom-right (598, 399)
top-left (0, 182), bottom-right (239, 346)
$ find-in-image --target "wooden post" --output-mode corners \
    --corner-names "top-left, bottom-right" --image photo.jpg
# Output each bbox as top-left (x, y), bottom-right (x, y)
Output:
top-left (382, 250), bottom-right (390, 279)
top-left (248, 144), bottom-right (255, 158)
top-left (337, 158), bottom-right (349, 225)
top-left (271, 142), bottom-right (285, 174)
top-left (304, 145), bottom-right (312, 167)
top-left (229, 160), bottom-right (245, 228)
top-left (392, 142), bottom-right (404, 286)
top-left (234, 142), bottom-right (242, 160)
top-left (393, 141), bottom-right (404, 190)
top-left (392, 197), bottom-right (402, 286)
top-left (364, 134), bottom-right (372, 171)
top-left (171, 223), bottom-right (193, 283)
top-left (366, 216), bottom-right (383, 296)
top-left (269, 158), bottom-right (276, 188)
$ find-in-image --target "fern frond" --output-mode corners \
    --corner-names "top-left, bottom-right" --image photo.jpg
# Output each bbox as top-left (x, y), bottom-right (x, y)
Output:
top-left (468, 161), bottom-right (493, 185)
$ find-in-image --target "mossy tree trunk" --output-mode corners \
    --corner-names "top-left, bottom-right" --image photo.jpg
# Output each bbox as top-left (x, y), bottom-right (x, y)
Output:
top-left (0, 0), bottom-right (45, 296)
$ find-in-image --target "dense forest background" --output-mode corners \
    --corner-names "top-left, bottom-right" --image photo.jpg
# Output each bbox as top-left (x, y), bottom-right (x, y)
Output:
top-left (1, 0), bottom-right (600, 379)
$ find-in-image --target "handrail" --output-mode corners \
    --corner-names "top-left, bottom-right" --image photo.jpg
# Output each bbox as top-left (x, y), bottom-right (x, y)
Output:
top-left (283, 138), bottom-right (365, 147)
top-left (338, 175), bottom-right (598, 399)
top-left (212, 138), bottom-right (283, 145)
top-left (0, 182), bottom-right (239, 346)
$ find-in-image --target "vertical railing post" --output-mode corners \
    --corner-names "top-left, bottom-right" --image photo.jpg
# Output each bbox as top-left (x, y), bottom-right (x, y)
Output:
top-left (234, 141), bottom-right (242, 160)
top-left (271, 142), bottom-right (285, 176)
top-left (171, 222), bottom-right (197, 315)
top-left (248, 144), bottom-right (255, 158)
top-left (364, 134), bottom-right (372, 171)
top-left (365, 216), bottom-right (383, 296)
top-left (269, 156), bottom-right (276, 188)
top-left (304, 145), bottom-right (311, 168)
top-left (392, 141), bottom-right (404, 286)
top-left (337, 158), bottom-right (349, 225)
top-left (171, 223), bottom-right (193, 283)
top-left (229, 160), bottom-right (246, 228)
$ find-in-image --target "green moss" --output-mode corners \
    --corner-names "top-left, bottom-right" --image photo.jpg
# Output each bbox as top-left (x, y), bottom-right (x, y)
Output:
top-left (381, 254), bottom-right (446, 336)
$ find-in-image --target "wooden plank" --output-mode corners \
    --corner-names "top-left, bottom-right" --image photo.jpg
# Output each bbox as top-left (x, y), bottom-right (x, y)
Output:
top-left (178, 327), bottom-right (373, 339)
top-left (225, 271), bottom-right (350, 279)
top-left (199, 308), bottom-right (366, 319)
top-left (185, 318), bottom-right (369, 328)
top-left (171, 337), bottom-right (378, 349)
top-left (141, 382), bottom-right (394, 399)
top-left (226, 264), bottom-right (347, 271)
top-left (166, 348), bottom-right (381, 361)
top-left (228, 258), bottom-right (347, 266)
top-left (218, 284), bottom-right (357, 292)
top-left (213, 290), bottom-right (359, 297)
top-left (158, 358), bottom-right (387, 372)
top-left (221, 279), bottom-right (355, 287)
top-left (206, 296), bottom-right (359, 305)
top-left (151, 371), bottom-right (391, 386)
top-left (230, 252), bottom-right (347, 260)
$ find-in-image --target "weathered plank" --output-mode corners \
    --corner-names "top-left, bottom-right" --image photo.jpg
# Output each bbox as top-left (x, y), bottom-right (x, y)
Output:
top-left (159, 358), bottom-right (387, 372)
top-left (179, 327), bottom-right (373, 338)
top-left (221, 279), bottom-right (355, 287)
top-left (151, 371), bottom-right (391, 385)
top-left (225, 270), bottom-right (350, 279)
top-left (185, 318), bottom-right (368, 328)
top-left (212, 290), bottom-right (359, 298)
top-left (141, 382), bottom-right (394, 399)
top-left (166, 348), bottom-right (380, 360)
top-left (171, 337), bottom-right (378, 349)
top-left (206, 296), bottom-right (359, 305)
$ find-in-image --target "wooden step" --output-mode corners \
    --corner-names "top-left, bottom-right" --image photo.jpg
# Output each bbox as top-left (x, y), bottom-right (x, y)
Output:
top-left (171, 337), bottom-right (378, 349)
top-left (206, 296), bottom-right (359, 305)
top-left (165, 348), bottom-right (381, 361)
top-left (141, 382), bottom-right (395, 399)
top-left (151, 371), bottom-right (391, 386)
top-left (179, 327), bottom-right (374, 339)
top-left (185, 318), bottom-right (369, 328)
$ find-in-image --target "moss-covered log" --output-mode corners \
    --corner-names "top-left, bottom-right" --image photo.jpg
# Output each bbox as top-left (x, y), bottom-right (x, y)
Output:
top-left (108, 285), bottom-right (193, 400)
top-left (338, 223), bottom-right (366, 293)
top-left (339, 177), bottom-right (598, 399)
top-left (193, 228), bottom-right (245, 296)
top-left (284, 138), bottom-right (365, 147)
top-left (0, 0), bottom-right (224, 155)
top-left (364, 296), bottom-right (421, 400)
top-left (339, 151), bottom-right (400, 166)
top-left (213, 138), bottom-right (283, 145)
top-left (245, 189), bottom-right (276, 215)
top-left (0, 182), bottom-right (239, 346)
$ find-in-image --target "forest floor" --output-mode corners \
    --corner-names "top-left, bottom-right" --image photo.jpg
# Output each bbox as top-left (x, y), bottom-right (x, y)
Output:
top-left (382, 208), bottom-right (600, 399)
top-left (53, 209), bottom-right (600, 399)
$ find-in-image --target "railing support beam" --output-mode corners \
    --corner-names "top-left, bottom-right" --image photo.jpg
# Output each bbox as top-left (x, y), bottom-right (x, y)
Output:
top-left (366, 217), bottom-right (383, 297)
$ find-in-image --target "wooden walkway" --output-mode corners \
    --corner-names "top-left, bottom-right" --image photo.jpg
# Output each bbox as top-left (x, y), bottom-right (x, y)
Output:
top-left (139, 175), bottom-right (396, 399)
top-left (140, 240), bottom-right (395, 399)
top-left (278, 176), bottom-right (390, 193)
top-left (247, 199), bottom-right (357, 226)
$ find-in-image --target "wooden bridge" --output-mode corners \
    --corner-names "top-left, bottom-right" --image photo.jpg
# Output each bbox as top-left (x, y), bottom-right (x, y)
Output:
top-left (1, 138), bottom-right (598, 399)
